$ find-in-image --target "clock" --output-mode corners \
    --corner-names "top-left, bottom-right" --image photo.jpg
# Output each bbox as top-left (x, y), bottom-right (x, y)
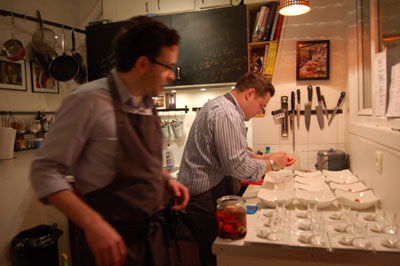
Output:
top-left (231, 0), bottom-right (244, 6)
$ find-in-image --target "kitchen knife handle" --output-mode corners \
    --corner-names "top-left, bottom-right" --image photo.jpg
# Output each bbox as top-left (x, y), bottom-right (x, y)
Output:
top-left (297, 89), bottom-right (300, 104)
top-left (316, 86), bottom-right (322, 102)
top-left (337, 92), bottom-right (346, 107)
top-left (321, 95), bottom-right (327, 108)
top-left (307, 85), bottom-right (313, 102)
top-left (291, 91), bottom-right (295, 112)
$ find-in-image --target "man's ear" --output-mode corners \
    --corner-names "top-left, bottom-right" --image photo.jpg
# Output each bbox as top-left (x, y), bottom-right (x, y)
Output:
top-left (245, 88), bottom-right (255, 101)
top-left (135, 56), bottom-right (150, 74)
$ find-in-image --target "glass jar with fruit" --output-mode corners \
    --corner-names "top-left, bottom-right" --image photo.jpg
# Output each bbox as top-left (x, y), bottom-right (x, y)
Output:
top-left (216, 195), bottom-right (247, 240)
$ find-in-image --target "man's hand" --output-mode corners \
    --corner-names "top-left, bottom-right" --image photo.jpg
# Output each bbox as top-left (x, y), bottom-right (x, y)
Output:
top-left (84, 218), bottom-right (127, 266)
top-left (265, 152), bottom-right (288, 170)
top-left (166, 178), bottom-right (189, 211)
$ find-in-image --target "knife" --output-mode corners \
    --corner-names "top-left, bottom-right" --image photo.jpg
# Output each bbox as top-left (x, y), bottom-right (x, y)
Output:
top-left (321, 95), bottom-right (329, 120)
top-left (296, 89), bottom-right (300, 129)
top-left (304, 85), bottom-right (313, 131)
top-left (281, 96), bottom-right (288, 137)
top-left (315, 86), bottom-right (324, 129)
top-left (328, 92), bottom-right (346, 126)
top-left (291, 91), bottom-right (295, 152)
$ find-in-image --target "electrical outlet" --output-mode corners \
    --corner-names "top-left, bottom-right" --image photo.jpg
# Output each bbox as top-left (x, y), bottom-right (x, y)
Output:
top-left (375, 151), bottom-right (383, 173)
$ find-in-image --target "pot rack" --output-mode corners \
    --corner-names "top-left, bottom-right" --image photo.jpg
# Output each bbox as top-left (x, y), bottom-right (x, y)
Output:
top-left (0, 9), bottom-right (86, 34)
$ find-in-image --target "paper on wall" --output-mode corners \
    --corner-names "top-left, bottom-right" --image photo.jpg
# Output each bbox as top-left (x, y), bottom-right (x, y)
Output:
top-left (386, 62), bottom-right (400, 117)
top-left (374, 49), bottom-right (387, 116)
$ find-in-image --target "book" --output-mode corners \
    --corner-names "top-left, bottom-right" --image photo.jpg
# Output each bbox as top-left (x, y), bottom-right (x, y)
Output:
top-left (252, 6), bottom-right (266, 42)
top-left (264, 42), bottom-right (278, 75)
top-left (262, 2), bottom-right (278, 41)
top-left (258, 6), bottom-right (270, 42)
top-left (269, 5), bottom-right (280, 41)
top-left (262, 43), bottom-right (269, 74)
top-left (274, 14), bottom-right (285, 41)
top-left (251, 12), bottom-right (260, 42)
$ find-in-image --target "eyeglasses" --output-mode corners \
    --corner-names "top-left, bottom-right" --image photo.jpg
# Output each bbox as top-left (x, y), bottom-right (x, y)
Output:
top-left (149, 59), bottom-right (175, 72)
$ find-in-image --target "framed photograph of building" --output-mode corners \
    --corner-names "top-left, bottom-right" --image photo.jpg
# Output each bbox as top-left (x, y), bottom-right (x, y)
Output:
top-left (296, 40), bottom-right (330, 80)
top-left (31, 61), bottom-right (59, 94)
top-left (0, 57), bottom-right (27, 91)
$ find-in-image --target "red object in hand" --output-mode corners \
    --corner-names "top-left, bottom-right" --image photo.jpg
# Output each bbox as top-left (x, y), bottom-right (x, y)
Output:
top-left (286, 157), bottom-right (295, 166)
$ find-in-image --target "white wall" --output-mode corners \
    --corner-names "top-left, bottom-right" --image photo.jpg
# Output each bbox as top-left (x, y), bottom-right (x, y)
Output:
top-left (252, 0), bottom-right (347, 170)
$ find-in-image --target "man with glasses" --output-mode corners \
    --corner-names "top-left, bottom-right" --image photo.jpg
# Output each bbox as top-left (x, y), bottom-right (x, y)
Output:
top-left (30, 16), bottom-right (189, 266)
top-left (178, 72), bottom-right (289, 266)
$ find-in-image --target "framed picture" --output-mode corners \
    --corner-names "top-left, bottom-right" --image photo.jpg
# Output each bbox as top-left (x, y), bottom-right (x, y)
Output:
top-left (31, 61), bottom-right (59, 94)
top-left (0, 57), bottom-right (27, 91)
top-left (153, 96), bottom-right (165, 108)
top-left (165, 92), bottom-right (176, 109)
top-left (296, 40), bottom-right (330, 80)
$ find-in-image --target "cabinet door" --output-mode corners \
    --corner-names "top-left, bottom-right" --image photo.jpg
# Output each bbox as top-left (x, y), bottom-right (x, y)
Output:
top-left (170, 5), bottom-right (248, 86)
top-left (153, 0), bottom-right (195, 14)
top-left (198, 0), bottom-right (230, 9)
top-left (116, 0), bottom-right (153, 21)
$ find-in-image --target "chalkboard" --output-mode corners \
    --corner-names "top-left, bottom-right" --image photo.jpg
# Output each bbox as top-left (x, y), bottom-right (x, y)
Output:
top-left (86, 5), bottom-right (248, 85)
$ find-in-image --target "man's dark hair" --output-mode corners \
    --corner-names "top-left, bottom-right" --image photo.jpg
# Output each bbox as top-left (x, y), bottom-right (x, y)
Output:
top-left (235, 72), bottom-right (275, 97)
top-left (113, 16), bottom-right (180, 72)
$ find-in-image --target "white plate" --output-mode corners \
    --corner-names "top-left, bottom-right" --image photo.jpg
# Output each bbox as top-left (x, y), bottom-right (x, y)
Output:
top-left (295, 189), bottom-right (336, 209)
top-left (295, 182), bottom-right (330, 192)
top-left (257, 187), bottom-right (295, 208)
top-left (265, 169), bottom-right (293, 183)
top-left (334, 189), bottom-right (379, 210)
top-left (329, 182), bottom-right (368, 192)
top-left (326, 174), bottom-right (359, 184)
top-left (294, 170), bottom-right (322, 178)
top-left (322, 169), bottom-right (353, 178)
top-left (294, 176), bottom-right (325, 185)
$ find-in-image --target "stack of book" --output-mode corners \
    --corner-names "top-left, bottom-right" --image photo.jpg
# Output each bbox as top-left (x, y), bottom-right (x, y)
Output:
top-left (251, 2), bottom-right (284, 43)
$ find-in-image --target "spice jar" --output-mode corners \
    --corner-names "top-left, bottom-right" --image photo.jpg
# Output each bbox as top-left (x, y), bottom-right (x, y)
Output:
top-left (216, 195), bottom-right (247, 240)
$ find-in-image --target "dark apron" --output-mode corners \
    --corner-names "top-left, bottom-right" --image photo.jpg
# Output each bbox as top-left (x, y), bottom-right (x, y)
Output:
top-left (185, 93), bottom-right (241, 266)
top-left (74, 74), bottom-right (171, 266)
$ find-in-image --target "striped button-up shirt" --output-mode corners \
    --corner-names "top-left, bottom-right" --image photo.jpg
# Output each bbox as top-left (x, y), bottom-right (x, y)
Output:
top-left (177, 93), bottom-right (266, 196)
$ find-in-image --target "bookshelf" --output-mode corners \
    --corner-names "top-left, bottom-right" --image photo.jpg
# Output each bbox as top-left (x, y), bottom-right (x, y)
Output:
top-left (247, 1), bottom-right (282, 80)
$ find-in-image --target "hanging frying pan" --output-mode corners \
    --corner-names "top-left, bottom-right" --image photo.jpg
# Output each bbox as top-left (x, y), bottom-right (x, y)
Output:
top-left (1, 13), bottom-right (25, 61)
top-left (31, 11), bottom-right (56, 55)
top-left (71, 30), bottom-right (87, 84)
top-left (49, 29), bottom-right (79, 82)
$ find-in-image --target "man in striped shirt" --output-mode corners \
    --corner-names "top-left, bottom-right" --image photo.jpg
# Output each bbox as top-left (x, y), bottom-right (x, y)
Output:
top-left (177, 72), bottom-right (288, 266)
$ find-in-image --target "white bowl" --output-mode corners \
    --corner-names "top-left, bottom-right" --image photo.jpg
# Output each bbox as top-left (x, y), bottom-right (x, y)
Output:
top-left (334, 189), bottom-right (379, 210)
top-left (326, 174), bottom-right (359, 184)
top-left (322, 169), bottom-right (353, 178)
top-left (329, 181), bottom-right (368, 192)
top-left (294, 176), bottom-right (325, 185)
top-left (294, 170), bottom-right (323, 178)
top-left (295, 189), bottom-right (336, 209)
top-left (264, 170), bottom-right (293, 183)
top-left (295, 182), bottom-right (330, 192)
top-left (257, 187), bottom-right (295, 208)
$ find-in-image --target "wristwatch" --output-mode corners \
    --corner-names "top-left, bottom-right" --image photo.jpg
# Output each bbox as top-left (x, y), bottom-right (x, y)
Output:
top-left (269, 159), bottom-right (278, 171)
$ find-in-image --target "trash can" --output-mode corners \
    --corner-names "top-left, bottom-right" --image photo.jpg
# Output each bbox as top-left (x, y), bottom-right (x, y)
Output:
top-left (11, 223), bottom-right (63, 266)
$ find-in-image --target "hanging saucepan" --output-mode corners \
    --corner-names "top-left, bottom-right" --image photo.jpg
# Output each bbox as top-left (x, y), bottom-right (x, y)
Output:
top-left (49, 29), bottom-right (79, 82)
top-left (31, 11), bottom-right (56, 55)
top-left (0, 13), bottom-right (25, 61)
top-left (71, 30), bottom-right (87, 84)
top-left (32, 47), bottom-right (58, 78)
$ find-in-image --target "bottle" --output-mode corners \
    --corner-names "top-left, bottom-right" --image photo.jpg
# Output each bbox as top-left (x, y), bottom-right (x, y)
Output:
top-left (265, 146), bottom-right (270, 154)
top-left (165, 144), bottom-right (175, 168)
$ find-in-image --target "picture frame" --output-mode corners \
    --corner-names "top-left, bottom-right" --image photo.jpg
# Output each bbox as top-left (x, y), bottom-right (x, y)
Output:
top-left (296, 40), bottom-right (330, 80)
top-left (153, 95), bottom-right (165, 108)
top-left (31, 61), bottom-right (59, 94)
top-left (165, 92), bottom-right (176, 109)
top-left (0, 57), bottom-right (27, 91)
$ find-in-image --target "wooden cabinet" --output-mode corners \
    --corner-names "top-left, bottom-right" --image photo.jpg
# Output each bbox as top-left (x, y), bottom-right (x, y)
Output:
top-left (198, 0), bottom-right (230, 9)
top-left (152, 0), bottom-right (195, 14)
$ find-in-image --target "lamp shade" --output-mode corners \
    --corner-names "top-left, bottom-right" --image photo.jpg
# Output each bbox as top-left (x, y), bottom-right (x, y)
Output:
top-left (279, 0), bottom-right (311, 16)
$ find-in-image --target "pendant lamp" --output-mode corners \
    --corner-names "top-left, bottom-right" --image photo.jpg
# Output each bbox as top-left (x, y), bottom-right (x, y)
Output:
top-left (279, 0), bottom-right (311, 16)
